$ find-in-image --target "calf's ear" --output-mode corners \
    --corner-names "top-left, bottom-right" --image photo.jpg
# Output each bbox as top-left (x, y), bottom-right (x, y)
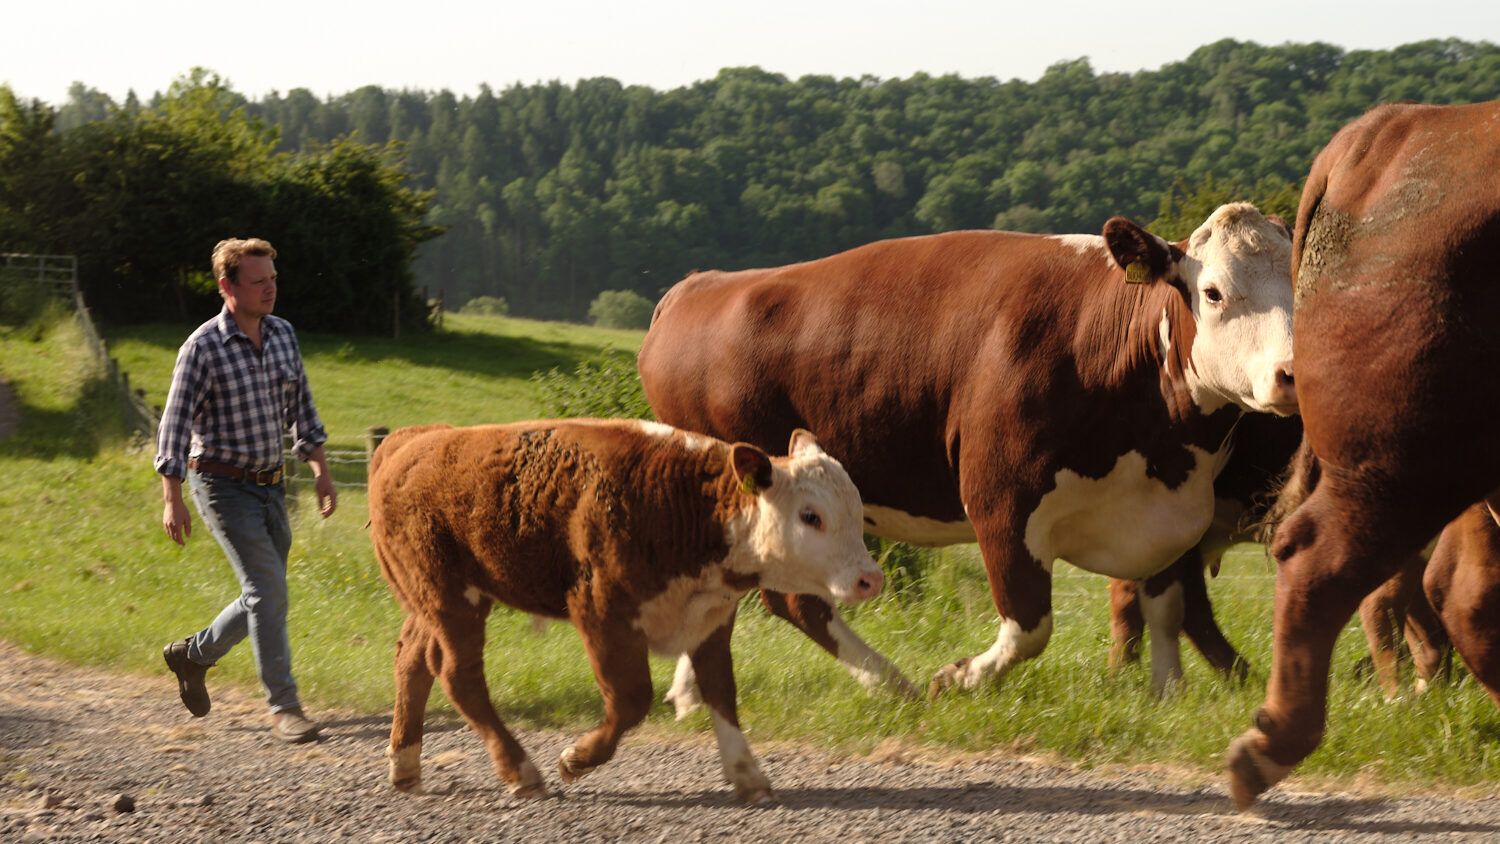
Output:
top-left (731, 443), bottom-right (775, 495)
top-left (788, 428), bottom-right (824, 457)
top-left (1265, 214), bottom-right (1292, 241)
top-left (1102, 217), bottom-right (1172, 284)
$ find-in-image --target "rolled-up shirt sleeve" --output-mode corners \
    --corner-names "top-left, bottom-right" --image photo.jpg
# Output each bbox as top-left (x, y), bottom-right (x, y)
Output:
top-left (286, 332), bottom-right (328, 460)
top-left (154, 341), bottom-right (209, 478)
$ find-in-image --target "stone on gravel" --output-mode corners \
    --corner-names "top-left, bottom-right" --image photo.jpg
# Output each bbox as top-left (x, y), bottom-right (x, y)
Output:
top-left (111, 793), bottom-right (135, 813)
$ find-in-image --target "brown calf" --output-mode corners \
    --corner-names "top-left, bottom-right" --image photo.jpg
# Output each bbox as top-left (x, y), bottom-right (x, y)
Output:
top-left (367, 420), bottom-right (882, 802)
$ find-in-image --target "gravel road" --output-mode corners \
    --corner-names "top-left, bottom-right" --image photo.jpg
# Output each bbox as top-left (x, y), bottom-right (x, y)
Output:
top-left (3, 641), bottom-right (1500, 842)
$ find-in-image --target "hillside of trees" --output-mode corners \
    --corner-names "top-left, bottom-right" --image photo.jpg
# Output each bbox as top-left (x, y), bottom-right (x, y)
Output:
top-left (7, 38), bottom-right (1500, 325)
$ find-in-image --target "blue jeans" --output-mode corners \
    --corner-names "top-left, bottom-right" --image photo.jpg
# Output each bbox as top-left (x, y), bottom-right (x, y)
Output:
top-left (185, 471), bottom-right (300, 713)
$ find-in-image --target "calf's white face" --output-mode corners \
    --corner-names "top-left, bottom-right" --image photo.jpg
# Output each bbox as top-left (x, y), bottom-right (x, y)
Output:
top-left (731, 431), bottom-right (883, 604)
top-left (1179, 203), bottom-right (1297, 415)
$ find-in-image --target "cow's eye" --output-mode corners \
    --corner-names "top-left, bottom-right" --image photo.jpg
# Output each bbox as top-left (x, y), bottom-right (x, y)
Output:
top-left (1204, 286), bottom-right (1224, 304)
top-left (799, 508), bottom-right (823, 530)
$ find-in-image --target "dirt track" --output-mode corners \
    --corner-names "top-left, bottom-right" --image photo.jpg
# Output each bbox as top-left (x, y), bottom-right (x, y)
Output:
top-left (3, 642), bottom-right (1500, 842)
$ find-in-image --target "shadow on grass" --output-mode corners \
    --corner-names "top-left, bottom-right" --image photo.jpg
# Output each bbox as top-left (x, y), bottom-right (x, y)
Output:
top-left (0, 374), bottom-right (120, 461)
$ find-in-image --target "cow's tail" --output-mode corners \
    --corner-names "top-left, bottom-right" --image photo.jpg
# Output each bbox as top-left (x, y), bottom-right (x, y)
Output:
top-left (1254, 436), bottom-right (1320, 549)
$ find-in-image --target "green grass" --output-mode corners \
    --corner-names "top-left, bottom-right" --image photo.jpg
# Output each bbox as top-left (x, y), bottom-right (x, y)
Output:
top-left (4, 307), bottom-right (1499, 794)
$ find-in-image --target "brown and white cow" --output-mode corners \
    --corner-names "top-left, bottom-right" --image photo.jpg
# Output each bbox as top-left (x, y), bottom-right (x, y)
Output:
top-left (639, 203), bottom-right (1296, 705)
top-left (367, 420), bottom-right (881, 803)
top-left (1226, 100), bottom-right (1500, 809)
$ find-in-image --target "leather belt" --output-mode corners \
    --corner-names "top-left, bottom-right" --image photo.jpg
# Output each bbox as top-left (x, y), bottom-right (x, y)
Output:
top-left (188, 457), bottom-right (284, 486)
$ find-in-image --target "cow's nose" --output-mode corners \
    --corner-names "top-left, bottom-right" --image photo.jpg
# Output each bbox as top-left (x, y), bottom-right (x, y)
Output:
top-left (1270, 361), bottom-right (1298, 412)
top-left (854, 568), bottom-right (884, 600)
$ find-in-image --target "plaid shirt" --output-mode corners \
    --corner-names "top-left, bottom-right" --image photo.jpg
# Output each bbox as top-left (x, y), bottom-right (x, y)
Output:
top-left (154, 307), bottom-right (328, 478)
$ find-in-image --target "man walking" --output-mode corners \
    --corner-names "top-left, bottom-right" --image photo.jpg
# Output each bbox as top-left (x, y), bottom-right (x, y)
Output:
top-left (154, 237), bottom-right (337, 743)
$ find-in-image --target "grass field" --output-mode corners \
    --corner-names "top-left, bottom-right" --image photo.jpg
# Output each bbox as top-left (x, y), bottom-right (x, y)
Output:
top-left (4, 305), bottom-right (1500, 793)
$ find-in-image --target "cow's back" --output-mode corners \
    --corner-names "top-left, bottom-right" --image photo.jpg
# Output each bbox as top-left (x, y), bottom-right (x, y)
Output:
top-left (640, 231), bottom-right (1091, 527)
top-left (368, 420), bottom-right (738, 619)
top-left (1293, 100), bottom-right (1500, 512)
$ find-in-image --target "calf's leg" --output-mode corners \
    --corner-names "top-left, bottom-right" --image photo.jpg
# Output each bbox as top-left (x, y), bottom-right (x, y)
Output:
top-left (759, 590), bottom-right (918, 697)
top-left (560, 624), bottom-right (652, 783)
top-left (388, 615), bottom-right (439, 791)
top-left (690, 618), bottom-right (773, 804)
top-left (1177, 554), bottom-right (1249, 680)
top-left (431, 605), bottom-right (545, 797)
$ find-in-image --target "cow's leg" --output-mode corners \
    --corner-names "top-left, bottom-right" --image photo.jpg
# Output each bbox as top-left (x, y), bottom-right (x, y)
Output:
top-left (1225, 478), bottom-right (1415, 811)
top-left (560, 624), bottom-right (652, 783)
top-left (688, 617), bottom-right (773, 804)
top-left (1107, 578), bottom-right (1144, 673)
top-left (664, 653), bottom-right (704, 720)
top-left (1177, 553), bottom-right (1248, 680)
top-left (928, 510), bottom-right (1053, 696)
top-left (1357, 573), bottom-right (1405, 700)
top-left (388, 614), bottom-right (438, 792)
top-left (1426, 505), bottom-right (1500, 708)
top-left (430, 605), bottom-right (545, 798)
top-left (1140, 576), bottom-right (1185, 695)
top-left (1396, 552), bottom-right (1450, 693)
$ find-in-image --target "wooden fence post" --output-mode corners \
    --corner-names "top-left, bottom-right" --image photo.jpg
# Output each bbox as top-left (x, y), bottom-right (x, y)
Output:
top-left (367, 426), bottom-right (389, 462)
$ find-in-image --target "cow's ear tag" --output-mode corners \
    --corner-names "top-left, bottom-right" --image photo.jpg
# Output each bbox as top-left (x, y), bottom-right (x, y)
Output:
top-left (1125, 261), bottom-right (1150, 284)
top-left (739, 475), bottom-right (759, 496)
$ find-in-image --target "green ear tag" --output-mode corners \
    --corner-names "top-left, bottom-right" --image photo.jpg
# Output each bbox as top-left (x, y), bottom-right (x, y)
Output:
top-left (1125, 261), bottom-right (1150, 284)
top-left (739, 475), bottom-right (759, 496)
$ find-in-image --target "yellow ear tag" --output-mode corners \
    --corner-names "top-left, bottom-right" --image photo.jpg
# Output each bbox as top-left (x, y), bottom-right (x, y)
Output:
top-left (739, 475), bottom-right (759, 496)
top-left (1125, 261), bottom-right (1150, 284)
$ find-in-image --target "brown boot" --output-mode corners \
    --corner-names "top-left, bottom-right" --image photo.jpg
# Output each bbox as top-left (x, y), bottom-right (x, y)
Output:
top-left (162, 639), bottom-right (211, 717)
top-left (271, 708), bottom-right (321, 744)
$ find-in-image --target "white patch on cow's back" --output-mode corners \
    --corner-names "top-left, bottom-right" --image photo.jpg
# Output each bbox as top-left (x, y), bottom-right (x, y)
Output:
top-left (862, 504), bottom-right (976, 546)
top-left (1024, 447), bottom-right (1224, 580)
top-left (633, 566), bottom-right (743, 656)
top-left (632, 419), bottom-right (713, 451)
top-left (1051, 234), bottom-right (1105, 255)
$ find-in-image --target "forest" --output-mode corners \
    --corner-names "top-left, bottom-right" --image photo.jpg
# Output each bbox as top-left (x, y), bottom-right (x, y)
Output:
top-left (4, 38), bottom-right (1500, 328)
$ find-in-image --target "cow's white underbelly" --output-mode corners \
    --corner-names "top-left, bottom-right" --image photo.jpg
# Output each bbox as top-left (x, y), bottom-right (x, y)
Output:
top-left (862, 504), bottom-right (977, 547)
top-left (1025, 447), bottom-right (1224, 580)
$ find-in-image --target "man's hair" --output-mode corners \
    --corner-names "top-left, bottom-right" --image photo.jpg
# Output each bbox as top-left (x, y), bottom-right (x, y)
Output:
top-left (212, 238), bottom-right (277, 284)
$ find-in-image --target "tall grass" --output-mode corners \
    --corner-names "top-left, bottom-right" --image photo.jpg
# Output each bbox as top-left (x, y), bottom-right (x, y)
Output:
top-left (3, 308), bottom-right (1499, 792)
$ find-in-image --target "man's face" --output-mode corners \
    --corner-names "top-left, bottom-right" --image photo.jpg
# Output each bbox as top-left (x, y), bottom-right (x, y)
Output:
top-left (220, 254), bottom-right (277, 319)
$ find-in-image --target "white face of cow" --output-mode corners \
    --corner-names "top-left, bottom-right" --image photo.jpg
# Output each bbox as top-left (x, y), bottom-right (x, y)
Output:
top-left (1106, 203), bottom-right (1297, 416)
top-left (1177, 204), bottom-right (1297, 415)
top-left (730, 431), bottom-right (883, 604)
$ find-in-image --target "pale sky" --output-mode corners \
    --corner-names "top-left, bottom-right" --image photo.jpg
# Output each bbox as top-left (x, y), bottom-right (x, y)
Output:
top-left (6, 1), bottom-right (1500, 104)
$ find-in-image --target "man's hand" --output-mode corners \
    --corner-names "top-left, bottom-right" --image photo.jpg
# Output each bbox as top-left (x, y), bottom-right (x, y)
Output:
top-left (307, 446), bottom-right (338, 518)
top-left (162, 476), bottom-right (192, 545)
top-left (314, 472), bottom-right (338, 518)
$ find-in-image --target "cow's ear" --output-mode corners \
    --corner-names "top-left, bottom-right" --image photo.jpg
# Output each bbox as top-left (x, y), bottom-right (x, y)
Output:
top-left (1103, 217), bottom-right (1172, 284)
top-left (788, 428), bottom-right (823, 457)
top-left (730, 443), bottom-right (775, 495)
top-left (1265, 214), bottom-right (1292, 241)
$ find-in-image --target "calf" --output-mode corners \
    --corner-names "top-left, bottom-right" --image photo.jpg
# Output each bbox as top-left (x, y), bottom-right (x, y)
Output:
top-left (367, 420), bottom-right (882, 802)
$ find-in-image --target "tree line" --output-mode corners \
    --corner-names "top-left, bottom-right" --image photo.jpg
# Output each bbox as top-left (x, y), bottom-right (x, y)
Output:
top-left (4, 39), bottom-right (1500, 328)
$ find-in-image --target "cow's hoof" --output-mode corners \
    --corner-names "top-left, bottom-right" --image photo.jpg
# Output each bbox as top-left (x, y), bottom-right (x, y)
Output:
top-left (510, 759), bottom-right (546, 798)
top-left (736, 785), bottom-right (775, 806)
top-left (558, 746), bottom-right (597, 784)
top-left (386, 743), bottom-right (422, 793)
top-left (927, 659), bottom-right (970, 699)
top-left (1225, 729), bottom-right (1291, 812)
